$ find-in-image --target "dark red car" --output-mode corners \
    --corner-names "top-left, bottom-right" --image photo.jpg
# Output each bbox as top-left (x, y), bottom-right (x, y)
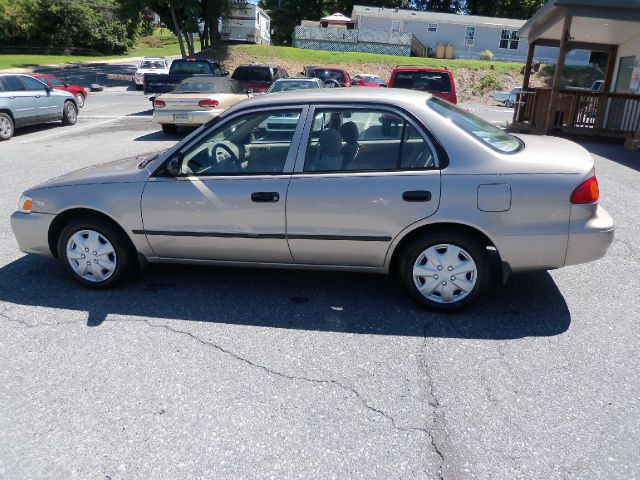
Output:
top-left (32, 74), bottom-right (89, 108)
top-left (388, 66), bottom-right (457, 104)
top-left (231, 64), bottom-right (288, 93)
top-left (309, 68), bottom-right (351, 88)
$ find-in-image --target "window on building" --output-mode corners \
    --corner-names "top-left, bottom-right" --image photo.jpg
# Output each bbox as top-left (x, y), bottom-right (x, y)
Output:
top-left (392, 20), bottom-right (402, 33)
top-left (464, 26), bottom-right (475, 46)
top-left (500, 30), bottom-right (519, 50)
top-left (428, 23), bottom-right (437, 32)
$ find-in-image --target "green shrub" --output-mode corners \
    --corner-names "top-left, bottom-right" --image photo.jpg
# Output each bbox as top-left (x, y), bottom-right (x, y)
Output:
top-left (479, 49), bottom-right (493, 61)
top-left (479, 73), bottom-right (503, 93)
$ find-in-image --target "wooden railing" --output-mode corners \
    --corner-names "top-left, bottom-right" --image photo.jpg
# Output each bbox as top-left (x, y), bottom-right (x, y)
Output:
top-left (513, 88), bottom-right (640, 137)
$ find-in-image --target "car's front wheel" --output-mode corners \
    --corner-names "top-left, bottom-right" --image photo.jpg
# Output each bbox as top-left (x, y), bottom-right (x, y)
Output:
top-left (75, 92), bottom-right (85, 108)
top-left (58, 217), bottom-right (134, 288)
top-left (62, 101), bottom-right (78, 126)
top-left (0, 112), bottom-right (14, 141)
top-left (399, 232), bottom-right (490, 311)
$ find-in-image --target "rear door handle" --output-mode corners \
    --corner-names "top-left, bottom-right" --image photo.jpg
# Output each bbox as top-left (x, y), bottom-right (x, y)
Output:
top-left (251, 192), bottom-right (280, 202)
top-left (402, 190), bottom-right (431, 202)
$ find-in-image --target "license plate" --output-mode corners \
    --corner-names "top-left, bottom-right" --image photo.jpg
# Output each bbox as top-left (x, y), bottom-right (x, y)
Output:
top-left (173, 113), bottom-right (190, 121)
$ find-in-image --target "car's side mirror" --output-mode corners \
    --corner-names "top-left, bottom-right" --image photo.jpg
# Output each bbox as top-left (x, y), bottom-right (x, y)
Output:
top-left (165, 154), bottom-right (183, 176)
top-left (245, 88), bottom-right (253, 95)
top-left (222, 70), bottom-right (229, 76)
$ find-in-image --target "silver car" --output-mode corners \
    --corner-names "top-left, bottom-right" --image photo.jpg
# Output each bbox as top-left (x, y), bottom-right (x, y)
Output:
top-left (10, 89), bottom-right (614, 310)
top-left (0, 73), bottom-right (78, 141)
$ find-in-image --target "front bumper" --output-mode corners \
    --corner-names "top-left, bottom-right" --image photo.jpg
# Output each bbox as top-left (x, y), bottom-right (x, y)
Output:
top-left (153, 109), bottom-right (223, 126)
top-left (564, 204), bottom-right (614, 266)
top-left (10, 211), bottom-right (56, 257)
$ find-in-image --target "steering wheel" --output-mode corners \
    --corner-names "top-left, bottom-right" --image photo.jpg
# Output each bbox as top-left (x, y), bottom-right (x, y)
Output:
top-left (324, 79), bottom-right (341, 88)
top-left (212, 142), bottom-right (242, 171)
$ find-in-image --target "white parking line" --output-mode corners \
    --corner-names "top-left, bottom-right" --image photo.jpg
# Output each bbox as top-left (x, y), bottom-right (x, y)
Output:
top-left (20, 117), bottom-right (123, 144)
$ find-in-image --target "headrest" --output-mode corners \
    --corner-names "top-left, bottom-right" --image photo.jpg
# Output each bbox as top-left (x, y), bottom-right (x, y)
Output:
top-left (340, 121), bottom-right (359, 144)
top-left (319, 129), bottom-right (342, 155)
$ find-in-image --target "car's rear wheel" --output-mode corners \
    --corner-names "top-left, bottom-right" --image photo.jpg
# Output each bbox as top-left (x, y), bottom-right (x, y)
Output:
top-left (399, 232), bottom-right (490, 311)
top-left (62, 101), bottom-right (78, 126)
top-left (75, 92), bottom-right (85, 108)
top-left (0, 113), bottom-right (14, 141)
top-left (162, 124), bottom-right (178, 134)
top-left (58, 217), bottom-right (134, 289)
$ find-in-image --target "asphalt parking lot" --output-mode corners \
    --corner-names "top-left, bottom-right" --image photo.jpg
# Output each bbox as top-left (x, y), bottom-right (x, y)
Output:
top-left (0, 86), bottom-right (638, 479)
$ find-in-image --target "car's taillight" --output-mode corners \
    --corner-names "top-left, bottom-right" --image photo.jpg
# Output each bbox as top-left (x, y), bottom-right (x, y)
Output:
top-left (571, 176), bottom-right (599, 204)
top-left (198, 99), bottom-right (219, 107)
top-left (153, 99), bottom-right (166, 108)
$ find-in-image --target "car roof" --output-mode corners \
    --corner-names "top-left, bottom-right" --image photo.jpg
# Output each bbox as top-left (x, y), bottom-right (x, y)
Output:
top-left (141, 57), bottom-right (167, 60)
top-left (354, 74), bottom-right (381, 78)
top-left (230, 87), bottom-right (432, 110)
top-left (274, 77), bottom-right (318, 81)
top-left (393, 66), bottom-right (452, 73)
top-left (237, 63), bottom-right (279, 68)
top-left (313, 67), bottom-right (347, 72)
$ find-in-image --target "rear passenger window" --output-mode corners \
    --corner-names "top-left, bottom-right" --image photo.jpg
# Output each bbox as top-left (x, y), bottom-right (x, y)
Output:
top-left (304, 108), bottom-right (436, 172)
top-left (20, 76), bottom-right (47, 91)
top-left (3, 76), bottom-right (25, 91)
top-left (0, 78), bottom-right (6, 92)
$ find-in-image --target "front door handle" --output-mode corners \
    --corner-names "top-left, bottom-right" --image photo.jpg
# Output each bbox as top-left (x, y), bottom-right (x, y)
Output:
top-left (251, 191), bottom-right (280, 202)
top-left (402, 190), bottom-right (432, 202)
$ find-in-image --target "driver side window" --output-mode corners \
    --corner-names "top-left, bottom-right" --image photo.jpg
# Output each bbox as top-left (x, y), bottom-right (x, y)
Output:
top-left (180, 109), bottom-right (302, 176)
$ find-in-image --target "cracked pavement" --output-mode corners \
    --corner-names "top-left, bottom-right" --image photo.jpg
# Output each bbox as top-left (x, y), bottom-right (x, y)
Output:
top-left (0, 91), bottom-right (638, 479)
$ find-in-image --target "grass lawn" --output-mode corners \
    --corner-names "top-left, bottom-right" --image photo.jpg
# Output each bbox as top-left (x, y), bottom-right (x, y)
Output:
top-left (224, 44), bottom-right (525, 75)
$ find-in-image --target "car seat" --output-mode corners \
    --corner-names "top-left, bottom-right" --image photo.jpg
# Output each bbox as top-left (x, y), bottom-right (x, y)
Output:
top-left (340, 121), bottom-right (359, 169)
top-left (312, 129), bottom-right (343, 171)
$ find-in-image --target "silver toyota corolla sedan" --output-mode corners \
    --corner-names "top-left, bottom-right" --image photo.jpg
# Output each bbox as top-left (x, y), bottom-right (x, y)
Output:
top-left (10, 89), bottom-right (614, 310)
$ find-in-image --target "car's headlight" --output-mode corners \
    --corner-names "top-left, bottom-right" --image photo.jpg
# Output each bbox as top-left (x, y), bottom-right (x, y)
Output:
top-left (18, 194), bottom-right (32, 213)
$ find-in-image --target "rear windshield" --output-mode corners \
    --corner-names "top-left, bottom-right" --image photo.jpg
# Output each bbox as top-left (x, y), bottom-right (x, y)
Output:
top-left (313, 69), bottom-right (346, 83)
top-left (170, 61), bottom-right (215, 75)
top-left (269, 80), bottom-right (320, 92)
top-left (393, 71), bottom-right (451, 93)
top-left (232, 66), bottom-right (273, 82)
top-left (174, 80), bottom-right (232, 93)
top-left (428, 97), bottom-right (523, 154)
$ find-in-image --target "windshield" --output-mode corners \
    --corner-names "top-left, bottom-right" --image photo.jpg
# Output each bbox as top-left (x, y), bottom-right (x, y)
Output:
top-left (140, 61), bottom-right (166, 69)
top-left (232, 66), bottom-right (273, 82)
top-left (428, 97), bottom-right (523, 154)
top-left (393, 71), bottom-right (451, 93)
top-left (268, 80), bottom-right (319, 92)
top-left (313, 69), bottom-right (345, 82)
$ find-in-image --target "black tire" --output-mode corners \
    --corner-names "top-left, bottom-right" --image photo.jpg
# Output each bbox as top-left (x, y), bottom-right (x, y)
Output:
top-left (162, 123), bottom-right (178, 134)
top-left (57, 216), bottom-right (135, 289)
top-left (398, 231), bottom-right (491, 311)
top-left (75, 92), bottom-right (85, 108)
top-left (61, 101), bottom-right (78, 126)
top-left (0, 112), bottom-right (14, 141)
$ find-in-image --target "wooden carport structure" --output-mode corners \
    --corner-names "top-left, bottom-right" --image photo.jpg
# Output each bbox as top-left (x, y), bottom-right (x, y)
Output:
top-left (512, 0), bottom-right (640, 137)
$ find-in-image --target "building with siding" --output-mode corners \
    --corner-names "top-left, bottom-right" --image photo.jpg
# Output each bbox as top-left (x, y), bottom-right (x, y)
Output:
top-left (351, 5), bottom-right (591, 64)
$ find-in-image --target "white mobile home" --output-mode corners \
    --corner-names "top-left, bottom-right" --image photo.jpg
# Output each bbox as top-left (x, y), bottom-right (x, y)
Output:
top-left (221, 4), bottom-right (271, 45)
top-left (351, 5), bottom-right (590, 64)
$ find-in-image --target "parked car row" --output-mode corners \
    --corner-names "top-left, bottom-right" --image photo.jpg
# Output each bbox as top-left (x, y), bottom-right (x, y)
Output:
top-left (0, 73), bottom-right (81, 141)
top-left (150, 61), bottom-right (460, 134)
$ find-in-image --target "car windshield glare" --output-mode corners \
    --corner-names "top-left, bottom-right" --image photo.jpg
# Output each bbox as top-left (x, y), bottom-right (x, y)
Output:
top-left (395, 71), bottom-right (451, 93)
top-left (427, 97), bottom-right (523, 154)
top-left (314, 70), bottom-right (345, 82)
top-left (270, 81), bottom-right (319, 92)
top-left (174, 81), bottom-right (225, 93)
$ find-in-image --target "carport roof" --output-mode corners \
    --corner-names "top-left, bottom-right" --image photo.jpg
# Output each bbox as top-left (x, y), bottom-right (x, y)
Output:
top-left (519, 0), bottom-right (640, 46)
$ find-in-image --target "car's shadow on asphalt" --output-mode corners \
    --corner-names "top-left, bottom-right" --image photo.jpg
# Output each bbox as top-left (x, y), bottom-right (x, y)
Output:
top-left (134, 131), bottom-right (188, 141)
top-left (0, 256), bottom-right (571, 339)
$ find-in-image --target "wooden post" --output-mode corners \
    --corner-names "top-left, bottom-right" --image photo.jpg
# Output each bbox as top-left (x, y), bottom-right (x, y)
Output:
top-left (514, 40), bottom-right (537, 125)
top-left (593, 45), bottom-right (619, 134)
top-left (544, 15), bottom-right (572, 133)
top-left (523, 40), bottom-right (536, 90)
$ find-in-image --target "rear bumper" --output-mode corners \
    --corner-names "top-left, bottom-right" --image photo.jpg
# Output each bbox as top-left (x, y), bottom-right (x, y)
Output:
top-left (564, 204), bottom-right (614, 266)
top-left (153, 109), bottom-right (223, 125)
top-left (10, 211), bottom-right (55, 257)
